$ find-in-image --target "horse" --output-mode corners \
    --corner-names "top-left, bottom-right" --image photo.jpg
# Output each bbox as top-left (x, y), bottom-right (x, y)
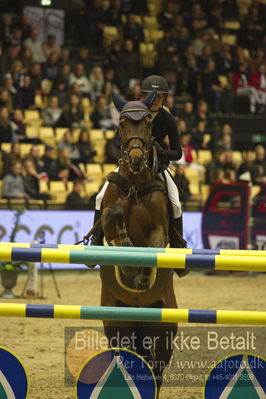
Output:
top-left (99, 89), bottom-right (179, 397)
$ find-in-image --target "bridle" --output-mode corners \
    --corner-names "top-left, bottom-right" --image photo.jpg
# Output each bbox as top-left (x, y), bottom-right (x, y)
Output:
top-left (118, 120), bottom-right (152, 174)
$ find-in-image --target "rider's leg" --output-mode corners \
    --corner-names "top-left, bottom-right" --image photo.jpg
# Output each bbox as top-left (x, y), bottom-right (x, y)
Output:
top-left (162, 169), bottom-right (184, 246)
top-left (90, 180), bottom-right (110, 245)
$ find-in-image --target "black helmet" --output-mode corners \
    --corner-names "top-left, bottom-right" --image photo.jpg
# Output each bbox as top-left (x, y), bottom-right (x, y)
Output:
top-left (141, 75), bottom-right (168, 94)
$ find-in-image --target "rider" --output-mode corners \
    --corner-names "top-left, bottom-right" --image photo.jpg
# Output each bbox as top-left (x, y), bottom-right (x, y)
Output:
top-left (90, 74), bottom-right (184, 247)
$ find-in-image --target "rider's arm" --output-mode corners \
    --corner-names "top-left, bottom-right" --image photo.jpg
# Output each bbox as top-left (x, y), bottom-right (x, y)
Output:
top-left (156, 110), bottom-right (182, 161)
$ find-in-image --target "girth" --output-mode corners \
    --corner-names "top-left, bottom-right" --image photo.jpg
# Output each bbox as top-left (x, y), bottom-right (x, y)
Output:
top-left (107, 171), bottom-right (166, 199)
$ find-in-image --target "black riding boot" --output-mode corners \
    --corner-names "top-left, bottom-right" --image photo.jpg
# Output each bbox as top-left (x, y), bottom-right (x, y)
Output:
top-left (90, 210), bottom-right (104, 246)
top-left (171, 215), bottom-right (189, 278)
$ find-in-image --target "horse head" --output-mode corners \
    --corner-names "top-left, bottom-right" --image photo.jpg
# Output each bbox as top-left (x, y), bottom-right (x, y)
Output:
top-left (112, 89), bottom-right (157, 174)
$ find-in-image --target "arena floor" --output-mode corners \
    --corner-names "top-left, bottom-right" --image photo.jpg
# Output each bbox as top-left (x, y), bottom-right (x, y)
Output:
top-left (1, 271), bottom-right (265, 399)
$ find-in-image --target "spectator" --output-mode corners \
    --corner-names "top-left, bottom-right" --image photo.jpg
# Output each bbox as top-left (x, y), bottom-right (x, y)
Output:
top-left (249, 63), bottom-right (266, 113)
top-left (2, 161), bottom-right (29, 199)
top-left (29, 62), bottom-right (42, 92)
top-left (11, 109), bottom-right (26, 140)
top-left (123, 14), bottom-right (144, 49)
top-left (201, 60), bottom-right (233, 113)
top-left (0, 14), bottom-right (13, 49)
top-left (198, 45), bottom-right (215, 71)
top-left (3, 74), bottom-right (20, 108)
top-left (69, 63), bottom-right (91, 97)
top-left (90, 95), bottom-right (114, 129)
top-left (58, 94), bottom-right (85, 129)
top-left (77, 130), bottom-right (96, 164)
top-left (51, 79), bottom-right (68, 107)
top-left (0, 107), bottom-right (15, 142)
top-left (82, 0), bottom-right (107, 48)
top-left (73, 47), bottom-right (91, 75)
top-left (222, 0), bottom-right (239, 20)
top-left (251, 144), bottom-right (266, 184)
top-left (105, 130), bottom-right (120, 164)
top-left (216, 44), bottom-right (234, 76)
top-left (59, 48), bottom-right (71, 67)
top-left (42, 51), bottom-right (60, 81)
top-left (180, 133), bottom-right (193, 164)
top-left (9, 27), bottom-right (23, 48)
top-left (20, 47), bottom-right (33, 71)
top-left (179, 102), bottom-right (196, 132)
top-left (17, 74), bottom-right (35, 109)
top-left (205, 149), bottom-right (226, 184)
top-left (211, 168), bottom-right (229, 186)
top-left (23, 28), bottom-right (46, 63)
top-left (240, 6), bottom-right (264, 50)
top-left (159, 2), bottom-right (178, 29)
top-left (195, 99), bottom-right (209, 126)
top-left (1, 44), bottom-right (21, 75)
top-left (40, 145), bottom-right (60, 180)
top-left (182, 43), bottom-right (198, 96)
top-left (89, 66), bottom-right (104, 100)
top-left (115, 39), bottom-right (142, 93)
top-left (186, 3), bottom-right (209, 35)
top-left (0, 88), bottom-right (13, 111)
top-left (23, 145), bottom-right (44, 174)
top-left (215, 133), bottom-right (234, 152)
top-left (0, 147), bottom-right (9, 178)
top-left (174, 164), bottom-right (192, 202)
top-left (156, 29), bottom-right (175, 55)
top-left (165, 94), bottom-right (179, 118)
top-left (42, 34), bottom-right (61, 59)
top-left (7, 142), bottom-right (21, 170)
top-left (105, 0), bottom-right (123, 27)
top-left (10, 59), bottom-right (25, 89)
top-left (65, 179), bottom-right (87, 210)
top-left (58, 130), bottom-right (80, 162)
top-left (238, 150), bottom-right (255, 178)
top-left (191, 121), bottom-right (208, 149)
top-left (23, 160), bottom-right (49, 200)
top-left (156, 43), bottom-right (182, 95)
top-left (19, 14), bottom-right (32, 41)
top-left (232, 63), bottom-right (260, 114)
top-left (171, 16), bottom-right (185, 42)
top-left (57, 63), bottom-right (72, 89)
top-left (42, 96), bottom-right (63, 127)
top-left (58, 147), bottom-right (84, 181)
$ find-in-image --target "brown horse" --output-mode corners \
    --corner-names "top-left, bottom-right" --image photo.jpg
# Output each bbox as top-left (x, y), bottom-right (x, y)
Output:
top-left (99, 90), bottom-right (178, 397)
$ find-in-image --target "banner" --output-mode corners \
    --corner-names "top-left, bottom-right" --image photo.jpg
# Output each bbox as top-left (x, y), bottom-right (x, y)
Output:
top-left (23, 6), bottom-right (65, 45)
top-left (202, 183), bottom-right (250, 249)
top-left (0, 210), bottom-right (203, 269)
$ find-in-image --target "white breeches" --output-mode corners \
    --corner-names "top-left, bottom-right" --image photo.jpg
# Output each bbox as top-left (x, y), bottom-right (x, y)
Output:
top-left (95, 167), bottom-right (182, 218)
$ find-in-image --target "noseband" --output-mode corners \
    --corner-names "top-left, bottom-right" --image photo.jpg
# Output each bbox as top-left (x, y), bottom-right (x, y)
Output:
top-left (120, 134), bottom-right (151, 173)
top-left (119, 107), bottom-right (152, 174)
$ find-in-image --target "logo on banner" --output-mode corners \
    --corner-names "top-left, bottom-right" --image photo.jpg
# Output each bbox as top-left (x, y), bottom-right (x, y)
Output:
top-left (0, 347), bottom-right (28, 398)
top-left (76, 348), bottom-right (156, 399)
top-left (204, 354), bottom-right (266, 398)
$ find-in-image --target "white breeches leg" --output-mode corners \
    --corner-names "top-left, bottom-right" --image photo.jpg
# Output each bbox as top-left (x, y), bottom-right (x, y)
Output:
top-left (95, 166), bottom-right (119, 210)
top-left (236, 87), bottom-right (260, 113)
top-left (159, 169), bottom-right (182, 218)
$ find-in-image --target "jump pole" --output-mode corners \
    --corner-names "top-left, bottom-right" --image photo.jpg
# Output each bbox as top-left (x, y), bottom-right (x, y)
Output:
top-left (0, 242), bottom-right (266, 257)
top-left (1, 303), bottom-right (266, 325)
top-left (1, 247), bottom-right (266, 272)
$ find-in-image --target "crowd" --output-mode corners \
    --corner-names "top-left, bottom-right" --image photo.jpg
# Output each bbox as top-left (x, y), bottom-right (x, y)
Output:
top-left (0, 0), bottom-right (266, 208)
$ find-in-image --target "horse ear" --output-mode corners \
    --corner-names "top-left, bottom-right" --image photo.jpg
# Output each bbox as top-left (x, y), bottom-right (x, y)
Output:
top-left (111, 91), bottom-right (127, 111)
top-left (142, 88), bottom-right (157, 108)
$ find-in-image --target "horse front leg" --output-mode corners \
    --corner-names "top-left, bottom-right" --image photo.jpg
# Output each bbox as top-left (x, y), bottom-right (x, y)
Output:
top-left (101, 204), bottom-right (133, 247)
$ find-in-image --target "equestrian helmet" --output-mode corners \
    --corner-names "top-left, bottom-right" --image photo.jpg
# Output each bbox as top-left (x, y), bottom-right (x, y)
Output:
top-left (141, 75), bottom-right (169, 94)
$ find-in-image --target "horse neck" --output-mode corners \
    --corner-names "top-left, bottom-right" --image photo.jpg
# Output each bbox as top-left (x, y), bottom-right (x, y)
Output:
top-left (119, 162), bottom-right (153, 185)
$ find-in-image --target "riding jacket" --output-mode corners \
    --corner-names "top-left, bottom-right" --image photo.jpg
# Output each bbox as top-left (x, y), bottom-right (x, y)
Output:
top-left (152, 107), bottom-right (182, 167)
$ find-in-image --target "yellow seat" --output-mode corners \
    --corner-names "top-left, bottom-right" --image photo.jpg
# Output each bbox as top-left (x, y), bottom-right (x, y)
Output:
top-left (149, 30), bottom-right (164, 44)
top-left (221, 35), bottom-right (237, 45)
top-left (189, 182), bottom-right (200, 196)
top-left (201, 184), bottom-right (210, 202)
top-left (223, 21), bottom-right (240, 30)
top-left (198, 150), bottom-right (212, 165)
top-left (39, 180), bottom-right (49, 194)
top-left (90, 129), bottom-right (104, 142)
top-left (55, 128), bottom-right (69, 143)
top-left (218, 75), bottom-right (230, 89)
top-left (232, 151), bottom-right (243, 165)
top-left (84, 182), bottom-right (100, 197)
top-left (203, 134), bottom-right (211, 147)
top-left (105, 130), bottom-right (115, 140)
top-left (1, 143), bottom-right (11, 152)
top-left (49, 181), bottom-right (67, 193)
top-left (103, 164), bottom-right (117, 178)
top-left (20, 143), bottom-right (33, 157)
top-left (26, 126), bottom-right (39, 138)
top-left (0, 180), bottom-right (2, 196)
top-left (86, 163), bottom-right (103, 180)
top-left (251, 185), bottom-right (261, 199)
top-left (72, 129), bottom-right (81, 142)
top-left (34, 94), bottom-right (45, 108)
top-left (41, 79), bottom-right (53, 94)
top-left (184, 166), bottom-right (199, 179)
top-left (143, 16), bottom-right (158, 29)
top-left (24, 110), bottom-right (41, 123)
top-left (191, 149), bottom-right (198, 162)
